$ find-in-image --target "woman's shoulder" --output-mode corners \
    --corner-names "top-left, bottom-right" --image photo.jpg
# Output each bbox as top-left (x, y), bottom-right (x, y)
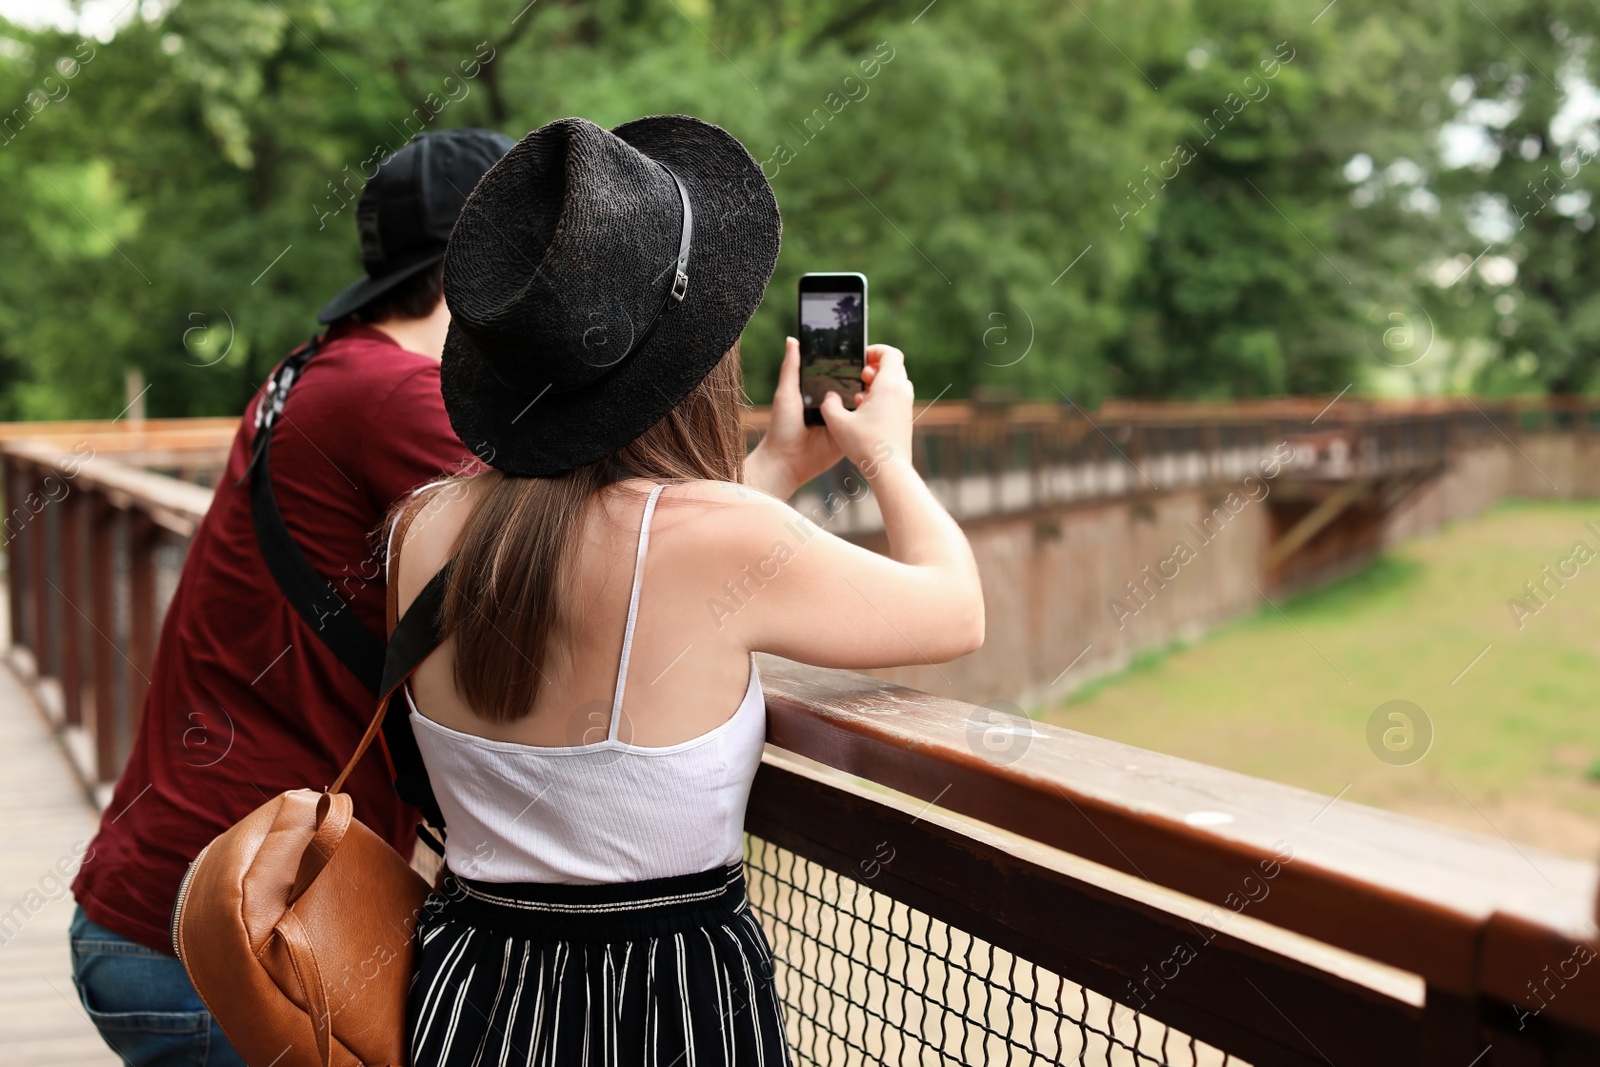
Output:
top-left (391, 478), bottom-right (476, 596)
top-left (657, 478), bottom-right (796, 517)
top-left (651, 478), bottom-right (804, 550)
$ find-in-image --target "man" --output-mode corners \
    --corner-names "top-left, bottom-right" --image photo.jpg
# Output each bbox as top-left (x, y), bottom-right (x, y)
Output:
top-left (67, 127), bottom-right (513, 1066)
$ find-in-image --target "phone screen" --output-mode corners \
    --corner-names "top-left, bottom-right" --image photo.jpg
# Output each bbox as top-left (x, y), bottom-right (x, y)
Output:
top-left (799, 276), bottom-right (866, 423)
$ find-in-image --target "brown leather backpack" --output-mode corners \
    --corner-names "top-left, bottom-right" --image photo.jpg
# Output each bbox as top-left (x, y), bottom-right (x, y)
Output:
top-left (173, 503), bottom-right (448, 1067)
top-left (172, 786), bottom-right (428, 1067)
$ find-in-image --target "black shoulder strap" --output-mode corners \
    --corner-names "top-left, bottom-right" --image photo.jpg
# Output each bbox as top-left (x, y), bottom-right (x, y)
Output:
top-left (244, 337), bottom-right (387, 695)
top-left (379, 562), bottom-right (451, 831)
top-left (246, 338), bottom-right (453, 840)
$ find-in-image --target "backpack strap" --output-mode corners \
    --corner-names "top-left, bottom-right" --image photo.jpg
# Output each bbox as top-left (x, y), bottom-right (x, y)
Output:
top-left (244, 336), bottom-right (386, 695)
top-left (328, 493), bottom-right (451, 842)
top-left (380, 548), bottom-right (452, 835)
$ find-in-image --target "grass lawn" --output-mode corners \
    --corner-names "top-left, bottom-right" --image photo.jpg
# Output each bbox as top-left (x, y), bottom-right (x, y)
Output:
top-left (1043, 499), bottom-right (1600, 859)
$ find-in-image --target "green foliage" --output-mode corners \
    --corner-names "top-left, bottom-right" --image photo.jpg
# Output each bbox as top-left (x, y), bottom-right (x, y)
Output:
top-left (1431, 0), bottom-right (1600, 394)
top-left (0, 0), bottom-right (1594, 419)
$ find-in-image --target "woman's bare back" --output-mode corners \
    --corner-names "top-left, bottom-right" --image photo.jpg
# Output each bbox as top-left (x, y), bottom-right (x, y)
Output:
top-left (397, 477), bottom-right (758, 748)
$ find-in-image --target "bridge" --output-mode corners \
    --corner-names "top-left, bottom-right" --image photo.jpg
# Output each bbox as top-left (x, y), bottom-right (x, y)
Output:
top-left (0, 398), bottom-right (1596, 1065)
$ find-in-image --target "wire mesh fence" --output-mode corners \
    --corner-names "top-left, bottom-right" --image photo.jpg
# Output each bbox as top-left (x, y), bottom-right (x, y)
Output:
top-left (744, 836), bottom-right (1245, 1067)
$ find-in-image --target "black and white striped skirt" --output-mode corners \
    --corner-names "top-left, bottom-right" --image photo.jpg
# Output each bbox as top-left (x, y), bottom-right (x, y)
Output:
top-left (407, 863), bottom-right (791, 1067)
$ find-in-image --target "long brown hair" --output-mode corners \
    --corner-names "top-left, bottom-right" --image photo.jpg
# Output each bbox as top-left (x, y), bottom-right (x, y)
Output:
top-left (409, 344), bottom-right (747, 724)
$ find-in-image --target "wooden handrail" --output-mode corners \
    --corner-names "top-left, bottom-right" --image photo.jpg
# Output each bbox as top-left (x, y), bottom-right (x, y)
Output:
top-left (4, 439), bottom-right (212, 535)
top-left (757, 657), bottom-right (1600, 1033)
top-left (0, 416), bottom-right (237, 449)
top-left (736, 394), bottom-right (1550, 431)
top-left (0, 394), bottom-right (1578, 441)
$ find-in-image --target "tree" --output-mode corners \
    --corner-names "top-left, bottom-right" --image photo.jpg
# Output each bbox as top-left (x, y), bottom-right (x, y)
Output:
top-left (1431, 0), bottom-right (1600, 394)
top-left (0, 0), bottom-right (1594, 421)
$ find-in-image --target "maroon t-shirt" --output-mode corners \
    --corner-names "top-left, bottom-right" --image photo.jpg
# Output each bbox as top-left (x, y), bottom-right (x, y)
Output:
top-left (73, 321), bottom-right (470, 953)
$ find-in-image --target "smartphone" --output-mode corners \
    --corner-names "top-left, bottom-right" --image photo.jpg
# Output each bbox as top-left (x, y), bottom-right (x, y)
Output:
top-left (798, 272), bottom-right (867, 426)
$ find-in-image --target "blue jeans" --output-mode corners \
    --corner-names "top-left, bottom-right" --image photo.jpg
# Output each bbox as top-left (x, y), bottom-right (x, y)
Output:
top-left (68, 906), bottom-right (246, 1067)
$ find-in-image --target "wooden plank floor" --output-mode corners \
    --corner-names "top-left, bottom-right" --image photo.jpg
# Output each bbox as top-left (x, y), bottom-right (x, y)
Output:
top-left (0, 661), bottom-right (119, 1066)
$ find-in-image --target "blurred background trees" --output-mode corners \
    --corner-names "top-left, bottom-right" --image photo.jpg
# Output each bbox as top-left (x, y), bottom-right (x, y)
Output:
top-left (0, 0), bottom-right (1594, 419)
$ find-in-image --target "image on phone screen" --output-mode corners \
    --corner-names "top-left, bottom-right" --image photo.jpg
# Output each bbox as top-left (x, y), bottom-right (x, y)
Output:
top-left (799, 289), bottom-right (865, 415)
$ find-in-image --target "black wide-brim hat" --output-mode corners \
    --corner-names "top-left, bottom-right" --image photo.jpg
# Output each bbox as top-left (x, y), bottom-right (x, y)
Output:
top-left (440, 115), bottom-right (781, 476)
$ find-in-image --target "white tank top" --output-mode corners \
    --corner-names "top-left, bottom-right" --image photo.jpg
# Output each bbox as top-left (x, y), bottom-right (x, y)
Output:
top-left (402, 483), bottom-right (767, 885)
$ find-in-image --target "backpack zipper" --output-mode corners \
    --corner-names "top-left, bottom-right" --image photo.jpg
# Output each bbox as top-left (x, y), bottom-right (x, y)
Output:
top-left (169, 842), bottom-right (211, 958)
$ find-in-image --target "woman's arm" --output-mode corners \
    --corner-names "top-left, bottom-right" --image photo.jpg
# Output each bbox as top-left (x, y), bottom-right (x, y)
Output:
top-left (696, 344), bottom-right (984, 669)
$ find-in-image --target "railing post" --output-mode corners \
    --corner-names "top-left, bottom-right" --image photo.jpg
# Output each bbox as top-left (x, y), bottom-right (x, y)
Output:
top-left (2, 453), bottom-right (24, 655)
top-left (1418, 986), bottom-right (1484, 1066)
top-left (1128, 419), bottom-right (1145, 490)
top-left (59, 485), bottom-right (84, 728)
top-left (127, 509), bottom-right (156, 733)
top-left (88, 491), bottom-right (119, 786)
top-left (27, 464), bottom-right (52, 681)
top-left (1201, 420), bottom-right (1220, 485)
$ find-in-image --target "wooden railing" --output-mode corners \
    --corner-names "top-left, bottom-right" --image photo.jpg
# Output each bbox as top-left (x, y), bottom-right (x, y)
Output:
top-left (764, 395), bottom-right (1590, 535)
top-left (2, 401), bottom-right (1598, 1063)
top-left (2, 433), bottom-right (219, 796)
top-left (747, 664), bottom-right (1600, 1064)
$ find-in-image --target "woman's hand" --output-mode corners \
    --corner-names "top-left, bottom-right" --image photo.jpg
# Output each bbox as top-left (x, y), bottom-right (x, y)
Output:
top-left (742, 336), bottom-right (845, 499)
top-left (820, 344), bottom-right (913, 475)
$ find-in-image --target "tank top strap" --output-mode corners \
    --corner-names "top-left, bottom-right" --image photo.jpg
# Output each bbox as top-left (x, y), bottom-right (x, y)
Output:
top-left (609, 483), bottom-right (669, 740)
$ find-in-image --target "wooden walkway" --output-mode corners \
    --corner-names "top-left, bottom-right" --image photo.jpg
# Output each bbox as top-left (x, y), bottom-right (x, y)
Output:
top-left (0, 658), bottom-right (119, 1065)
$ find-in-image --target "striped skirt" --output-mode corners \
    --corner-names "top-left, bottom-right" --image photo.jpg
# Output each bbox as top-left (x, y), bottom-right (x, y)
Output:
top-left (407, 863), bottom-right (791, 1067)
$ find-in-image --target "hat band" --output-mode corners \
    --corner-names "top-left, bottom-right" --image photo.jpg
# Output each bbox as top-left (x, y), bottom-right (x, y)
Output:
top-left (605, 162), bottom-right (693, 369)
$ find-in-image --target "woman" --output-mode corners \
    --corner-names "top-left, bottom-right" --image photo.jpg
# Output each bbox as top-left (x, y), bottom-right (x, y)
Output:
top-left (395, 115), bottom-right (983, 1066)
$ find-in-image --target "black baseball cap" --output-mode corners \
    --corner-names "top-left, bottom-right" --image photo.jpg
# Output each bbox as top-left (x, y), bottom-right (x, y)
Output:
top-left (317, 128), bottom-right (516, 324)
